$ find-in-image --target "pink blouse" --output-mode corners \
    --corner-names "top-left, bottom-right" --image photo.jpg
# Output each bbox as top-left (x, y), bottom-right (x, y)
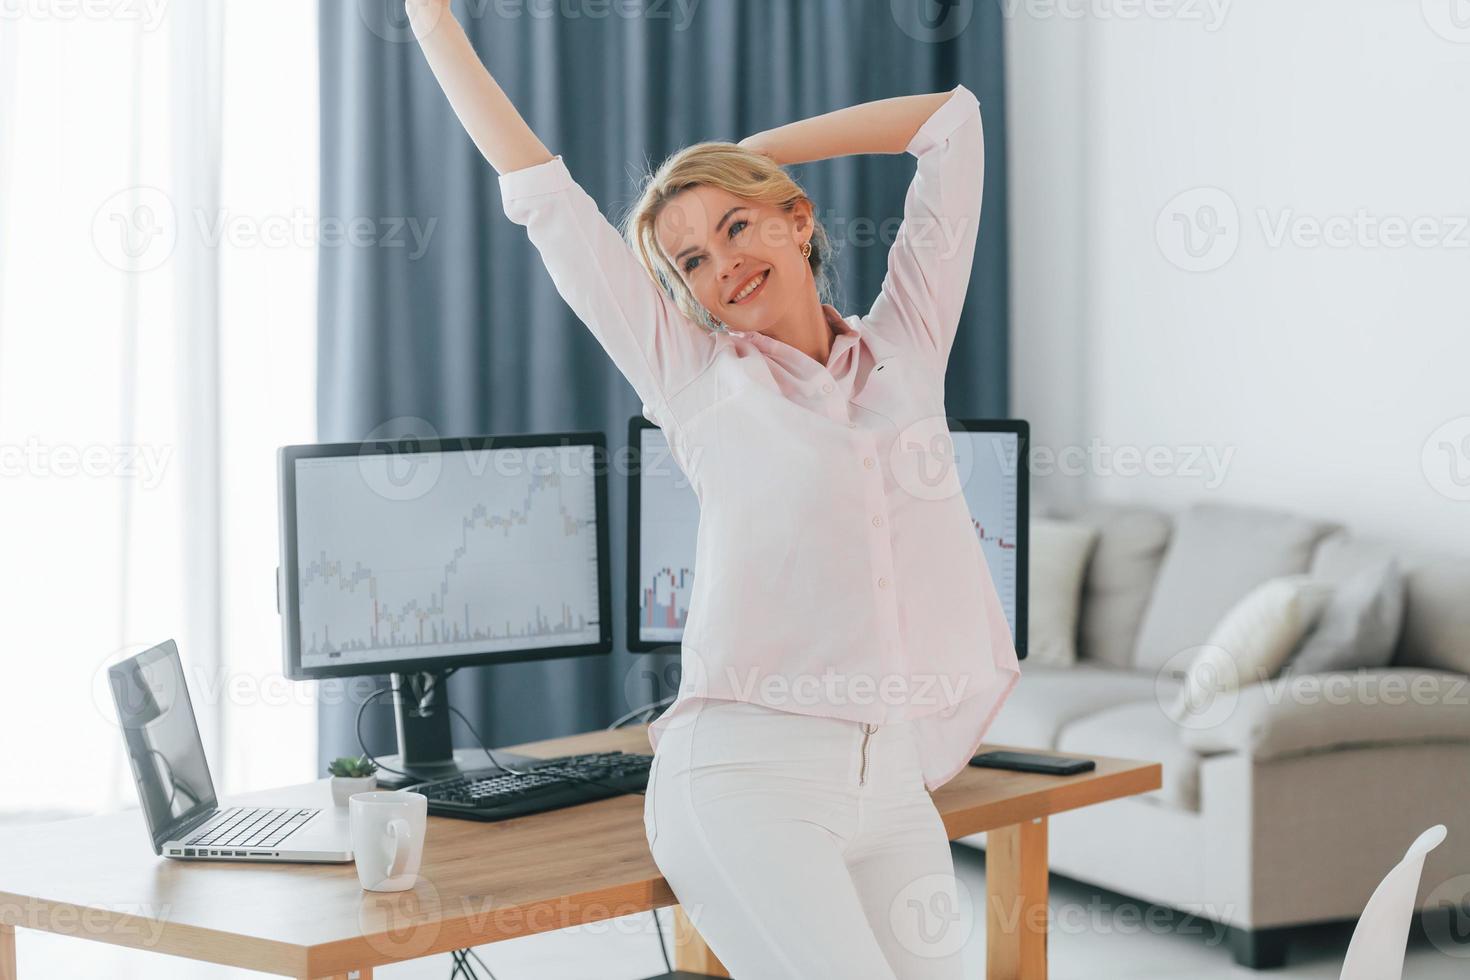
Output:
top-left (498, 83), bottom-right (1020, 792)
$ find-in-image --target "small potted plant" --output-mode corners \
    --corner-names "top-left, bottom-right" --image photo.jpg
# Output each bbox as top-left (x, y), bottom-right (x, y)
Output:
top-left (327, 755), bottom-right (379, 805)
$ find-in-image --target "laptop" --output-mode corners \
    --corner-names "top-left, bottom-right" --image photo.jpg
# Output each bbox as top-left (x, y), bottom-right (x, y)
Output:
top-left (108, 639), bottom-right (353, 863)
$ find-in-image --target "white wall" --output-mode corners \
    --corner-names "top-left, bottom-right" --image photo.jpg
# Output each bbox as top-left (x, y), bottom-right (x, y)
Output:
top-left (1005, 0), bottom-right (1470, 554)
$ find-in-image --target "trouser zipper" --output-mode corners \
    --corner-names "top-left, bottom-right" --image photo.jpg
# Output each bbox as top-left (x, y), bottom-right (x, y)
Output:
top-left (858, 722), bottom-right (876, 785)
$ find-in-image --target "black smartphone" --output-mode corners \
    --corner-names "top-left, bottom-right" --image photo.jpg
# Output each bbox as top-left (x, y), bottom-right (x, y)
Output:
top-left (969, 750), bottom-right (1096, 776)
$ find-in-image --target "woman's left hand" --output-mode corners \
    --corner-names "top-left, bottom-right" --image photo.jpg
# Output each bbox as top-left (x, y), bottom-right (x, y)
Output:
top-left (737, 135), bottom-right (780, 164)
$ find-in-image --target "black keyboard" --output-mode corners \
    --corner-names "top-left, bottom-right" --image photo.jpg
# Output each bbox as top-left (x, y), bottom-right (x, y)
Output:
top-left (408, 751), bottom-right (653, 822)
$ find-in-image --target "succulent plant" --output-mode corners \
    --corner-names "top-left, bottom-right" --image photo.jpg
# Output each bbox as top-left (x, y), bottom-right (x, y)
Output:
top-left (327, 754), bottom-right (379, 779)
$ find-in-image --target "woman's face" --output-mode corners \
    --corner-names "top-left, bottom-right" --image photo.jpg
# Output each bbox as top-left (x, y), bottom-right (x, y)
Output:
top-left (654, 184), bottom-right (815, 333)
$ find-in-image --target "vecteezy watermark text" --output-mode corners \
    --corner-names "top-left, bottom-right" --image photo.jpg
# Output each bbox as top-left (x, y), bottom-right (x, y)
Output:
top-left (0, 438), bottom-right (172, 490)
top-left (359, 0), bottom-right (702, 43)
top-left (1256, 208), bottom-right (1470, 250)
top-left (1158, 186), bottom-right (1470, 272)
top-left (1029, 439), bottom-right (1235, 489)
top-left (999, 0), bottom-right (1230, 31)
top-left (193, 209), bottom-right (438, 260)
top-left (0, 0), bottom-right (169, 30)
top-left (92, 186), bottom-right (439, 273)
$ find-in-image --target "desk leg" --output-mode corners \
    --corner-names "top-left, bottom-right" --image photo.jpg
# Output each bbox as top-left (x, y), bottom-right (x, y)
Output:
top-left (986, 816), bottom-right (1049, 980)
top-left (672, 904), bottom-right (729, 977)
top-left (0, 924), bottom-right (14, 980)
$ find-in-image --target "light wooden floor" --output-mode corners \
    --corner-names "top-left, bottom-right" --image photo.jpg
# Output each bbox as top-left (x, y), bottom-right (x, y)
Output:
top-left (11, 844), bottom-right (1467, 978)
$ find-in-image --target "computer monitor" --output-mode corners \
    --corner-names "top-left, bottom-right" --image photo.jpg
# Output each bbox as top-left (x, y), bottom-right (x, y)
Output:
top-left (278, 432), bottom-right (613, 783)
top-left (625, 419), bottom-right (702, 649)
top-left (627, 417), bottom-right (1029, 659)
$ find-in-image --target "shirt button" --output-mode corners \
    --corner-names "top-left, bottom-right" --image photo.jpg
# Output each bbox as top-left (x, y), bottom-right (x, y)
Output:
top-left (863, 457), bottom-right (875, 469)
top-left (877, 577), bottom-right (889, 589)
top-left (872, 515), bottom-right (883, 527)
top-left (821, 382), bottom-right (833, 394)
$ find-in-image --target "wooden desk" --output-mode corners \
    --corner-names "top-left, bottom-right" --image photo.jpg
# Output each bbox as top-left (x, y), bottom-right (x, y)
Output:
top-left (0, 728), bottom-right (1159, 980)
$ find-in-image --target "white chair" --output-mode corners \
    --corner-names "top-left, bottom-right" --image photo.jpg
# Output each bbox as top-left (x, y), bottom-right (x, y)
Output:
top-left (1339, 824), bottom-right (1448, 980)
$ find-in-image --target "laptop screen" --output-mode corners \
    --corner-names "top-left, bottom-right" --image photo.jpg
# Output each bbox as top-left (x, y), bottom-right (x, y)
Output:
top-left (109, 640), bottom-right (217, 853)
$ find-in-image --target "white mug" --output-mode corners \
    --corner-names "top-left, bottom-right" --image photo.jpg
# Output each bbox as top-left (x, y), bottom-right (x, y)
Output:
top-left (349, 791), bottom-right (427, 892)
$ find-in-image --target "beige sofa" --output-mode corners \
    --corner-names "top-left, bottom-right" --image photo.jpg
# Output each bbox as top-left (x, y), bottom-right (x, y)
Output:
top-left (956, 500), bottom-right (1470, 969)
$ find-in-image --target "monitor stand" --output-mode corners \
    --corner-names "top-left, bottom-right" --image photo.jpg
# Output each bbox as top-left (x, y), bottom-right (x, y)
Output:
top-left (373, 670), bottom-right (540, 790)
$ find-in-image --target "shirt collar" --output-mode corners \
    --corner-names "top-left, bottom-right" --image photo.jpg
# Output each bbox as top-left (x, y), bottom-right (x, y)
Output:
top-left (730, 304), bottom-right (857, 348)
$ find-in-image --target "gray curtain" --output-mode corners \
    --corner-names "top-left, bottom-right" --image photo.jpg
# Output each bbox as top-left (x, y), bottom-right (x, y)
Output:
top-left (315, 0), bottom-right (1010, 768)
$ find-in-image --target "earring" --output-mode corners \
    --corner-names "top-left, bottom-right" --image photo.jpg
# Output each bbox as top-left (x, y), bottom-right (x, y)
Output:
top-left (800, 240), bottom-right (812, 259)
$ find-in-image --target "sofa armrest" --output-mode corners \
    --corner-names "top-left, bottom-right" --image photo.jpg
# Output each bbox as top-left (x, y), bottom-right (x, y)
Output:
top-left (1179, 668), bottom-right (1470, 760)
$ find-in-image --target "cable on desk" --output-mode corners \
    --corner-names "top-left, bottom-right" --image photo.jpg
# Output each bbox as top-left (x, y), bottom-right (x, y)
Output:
top-left (446, 704), bottom-right (645, 797)
top-left (354, 686), bottom-right (437, 782)
top-left (608, 694), bottom-right (674, 730)
top-left (355, 688), bottom-right (652, 797)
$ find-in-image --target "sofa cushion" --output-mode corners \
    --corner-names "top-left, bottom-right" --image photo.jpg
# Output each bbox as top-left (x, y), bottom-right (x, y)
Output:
top-left (985, 663), bottom-right (1180, 751)
top-left (1309, 531), bottom-right (1470, 675)
top-left (1286, 558), bottom-right (1405, 675)
top-left (1398, 553), bottom-right (1470, 675)
top-left (1027, 518), bottom-right (1100, 667)
top-left (1068, 504), bottom-right (1173, 670)
top-left (1171, 574), bottom-right (1334, 724)
top-left (1057, 701), bottom-right (1204, 811)
top-left (1309, 530), bottom-right (1398, 584)
top-left (1132, 502), bottom-right (1341, 676)
top-left (1180, 668), bottom-right (1470, 760)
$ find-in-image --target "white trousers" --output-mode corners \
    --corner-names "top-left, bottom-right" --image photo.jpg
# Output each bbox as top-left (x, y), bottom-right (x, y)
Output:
top-left (644, 698), bottom-right (968, 979)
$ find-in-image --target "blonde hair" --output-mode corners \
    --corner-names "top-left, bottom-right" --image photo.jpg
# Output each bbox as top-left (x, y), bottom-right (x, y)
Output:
top-left (619, 141), bottom-right (836, 333)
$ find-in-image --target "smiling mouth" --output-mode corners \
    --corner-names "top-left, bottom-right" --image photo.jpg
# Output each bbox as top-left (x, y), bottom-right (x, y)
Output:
top-left (727, 269), bottom-right (769, 305)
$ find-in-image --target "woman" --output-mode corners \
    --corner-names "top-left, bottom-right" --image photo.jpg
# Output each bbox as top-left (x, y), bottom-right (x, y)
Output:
top-left (407, 2), bottom-right (1021, 976)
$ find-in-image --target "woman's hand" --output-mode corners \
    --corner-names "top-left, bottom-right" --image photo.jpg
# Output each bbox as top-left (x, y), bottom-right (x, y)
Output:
top-left (737, 135), bottom-right (781, 164)
top-left (404, 0), bottom-right (451, 38)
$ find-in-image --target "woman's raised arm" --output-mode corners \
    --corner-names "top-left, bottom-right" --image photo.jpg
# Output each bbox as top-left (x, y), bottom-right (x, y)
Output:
top-left (737, 91), bottom-right (954, 166)
top-left (405, 0), bottom-right (552, 175)
top-left (404, 0), bottom-right (718, 432)
top-left (747, 86), bottom-right (984, 370)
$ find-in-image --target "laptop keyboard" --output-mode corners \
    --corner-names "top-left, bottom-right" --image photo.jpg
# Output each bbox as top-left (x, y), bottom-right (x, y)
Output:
top-left (183, 807), bottom-right (318, 849)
